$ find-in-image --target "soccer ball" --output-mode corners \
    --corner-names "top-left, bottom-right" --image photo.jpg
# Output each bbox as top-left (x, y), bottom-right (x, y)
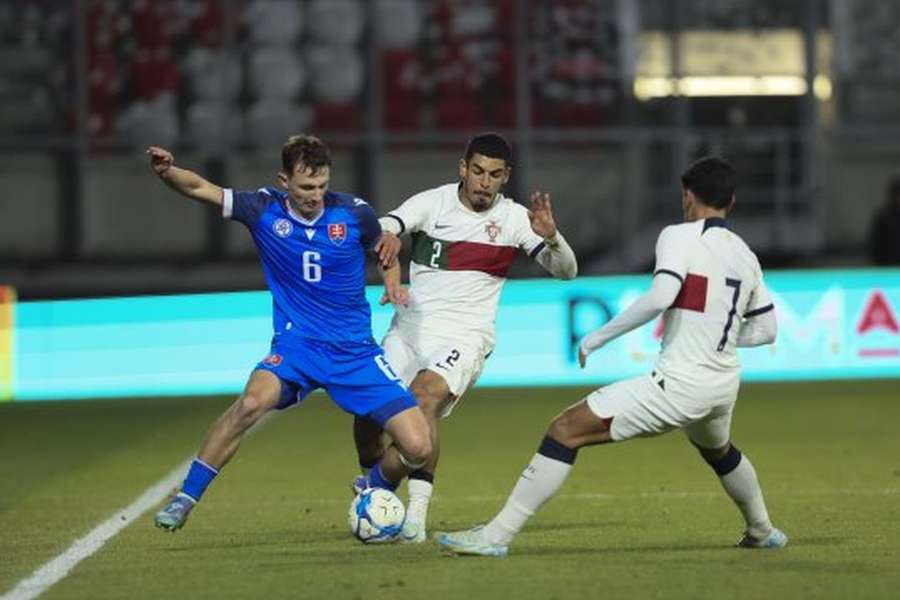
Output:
top-left (348, 488), bottom-right (406, 544)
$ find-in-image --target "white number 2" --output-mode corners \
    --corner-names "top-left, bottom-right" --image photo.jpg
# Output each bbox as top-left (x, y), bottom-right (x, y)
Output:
top-left (302, 250), bottom-right (322, 282)
top-left (429, 241), bottom-right (442, 268)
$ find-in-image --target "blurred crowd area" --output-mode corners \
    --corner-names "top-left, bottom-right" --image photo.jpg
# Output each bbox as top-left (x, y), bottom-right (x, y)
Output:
top-left (11, 0), bottom-right (900, 142)
top-left (1, 0), bottom-right (622, 143)
top-left (1, 0), bottom-right (899, 297)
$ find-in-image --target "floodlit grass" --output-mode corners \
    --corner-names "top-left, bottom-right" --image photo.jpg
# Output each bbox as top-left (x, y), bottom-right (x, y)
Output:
top-left (2, 381), bottom-right (899, 599)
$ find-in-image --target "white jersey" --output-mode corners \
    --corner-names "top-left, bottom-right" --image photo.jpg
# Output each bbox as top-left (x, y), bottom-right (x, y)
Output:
top-left (652, 218), bottom-right (774, 386)
top-left (385, 183), bottom-right (545, 352)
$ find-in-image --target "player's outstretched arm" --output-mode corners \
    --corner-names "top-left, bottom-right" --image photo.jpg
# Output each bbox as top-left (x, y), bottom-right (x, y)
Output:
top-left (578, 273), bottom-right (682, 367)
top-left (378, 259), bottom-right (409, 307)
top-left (146, 146), bottom-right (224, 207)
top-left (528, 191), bottom-right (577, 279)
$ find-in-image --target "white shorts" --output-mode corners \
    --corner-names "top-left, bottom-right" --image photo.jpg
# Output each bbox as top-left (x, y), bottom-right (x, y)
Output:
top-left (585, 371), bottom-right (737, 448)
top-left (381, 328), bottom-right (488, 418)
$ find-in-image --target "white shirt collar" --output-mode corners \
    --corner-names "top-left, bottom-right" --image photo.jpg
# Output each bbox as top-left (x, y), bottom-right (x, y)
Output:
top-left (284, 198), bottom-right (324, 225)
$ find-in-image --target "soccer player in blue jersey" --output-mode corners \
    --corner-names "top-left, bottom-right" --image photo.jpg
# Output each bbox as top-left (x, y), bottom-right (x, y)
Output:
top-left (147, 135), bottom-right (431, 531)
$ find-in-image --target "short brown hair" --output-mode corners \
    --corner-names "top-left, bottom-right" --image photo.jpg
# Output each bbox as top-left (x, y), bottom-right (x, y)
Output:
top-left (281, 135), bottom-right (331, 175)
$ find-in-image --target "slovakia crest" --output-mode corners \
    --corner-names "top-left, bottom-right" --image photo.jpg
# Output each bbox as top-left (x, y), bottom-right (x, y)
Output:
top-left (328, 222), bottom-right (347, 245)
top-left (263, 353), bottom-right (283, 367)
top-left (485, 220), bottom-right (502, 243)
top-left (273, 218), bottom-right (293, 238)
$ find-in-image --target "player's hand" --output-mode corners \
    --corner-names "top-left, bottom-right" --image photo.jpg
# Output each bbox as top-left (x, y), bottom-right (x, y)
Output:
top-left (380, 283), bottom-right (409, 308)
top-left (146, 146), bottom-right (174, 175)
top-left (577, 339), bottom-right (599, 369)
top-left (527, 191), bottom-right (558, 239)
top-left (374, 232), bottom-right (402, 268)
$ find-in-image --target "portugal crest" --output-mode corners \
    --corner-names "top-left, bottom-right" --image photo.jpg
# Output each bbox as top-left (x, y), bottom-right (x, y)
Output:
top-left (328, 222), bottom-right (347, 245)
top-left (485, 220), bottom-right (501, 243)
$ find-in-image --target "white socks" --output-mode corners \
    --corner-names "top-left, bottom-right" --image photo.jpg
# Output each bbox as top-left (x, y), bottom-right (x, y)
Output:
top-left (406, 478), bottom-right (433, 524)
top-left (483, 452), bottom-right (574, 546)
top-left (719, 454), bottom-right (772, 538)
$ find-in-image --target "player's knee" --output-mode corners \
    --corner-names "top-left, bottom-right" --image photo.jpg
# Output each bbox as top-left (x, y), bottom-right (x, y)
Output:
top-left (400, 432), bottom-right (432, 467)
top-left (234, 393), bottom-right (268, 425)
top-left (547, 411), bottom-right (578, 446)
top-left (698, 442), bottom-right (742, 476)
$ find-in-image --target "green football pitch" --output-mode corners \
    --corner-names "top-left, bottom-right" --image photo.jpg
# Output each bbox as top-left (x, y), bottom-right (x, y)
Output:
top-left (2, 380), bottom-right (898, 599)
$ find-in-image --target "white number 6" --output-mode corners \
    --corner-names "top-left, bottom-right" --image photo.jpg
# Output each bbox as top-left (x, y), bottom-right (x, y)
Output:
top-left (302, 251), bottom-right (322, 282)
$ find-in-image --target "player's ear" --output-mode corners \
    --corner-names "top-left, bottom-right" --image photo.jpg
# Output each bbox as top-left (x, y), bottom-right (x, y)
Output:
top-left (502, 165), bottom-right (512, 184)
top-left (458, 158), bottom-right (467, 180)
top-left (681, 187), bottom-right (692, 218)
top-left (277, 171), bottom-right (289, 189)
top-left (726, 195), bottom-right (736, 215)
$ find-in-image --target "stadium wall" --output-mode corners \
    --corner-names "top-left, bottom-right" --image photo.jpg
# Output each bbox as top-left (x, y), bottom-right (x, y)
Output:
top-left (9, 269), bottom-right (900, 401)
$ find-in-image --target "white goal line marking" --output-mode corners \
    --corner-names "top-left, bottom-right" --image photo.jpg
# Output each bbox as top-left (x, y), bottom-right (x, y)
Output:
top-left (0, 458), bottom-right (191, 600)
top-left (1, 413), bottom-right (277, 600)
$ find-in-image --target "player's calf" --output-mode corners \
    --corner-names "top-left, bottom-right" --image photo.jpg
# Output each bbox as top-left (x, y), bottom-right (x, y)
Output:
top-left (696, 442), bottom-right (784, 544)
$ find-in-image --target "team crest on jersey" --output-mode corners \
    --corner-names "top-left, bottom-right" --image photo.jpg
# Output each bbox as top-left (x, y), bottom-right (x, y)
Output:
top-left (263, 353), bottom-right (283, 367)
top-left (273, 218), bottom-right (293, 238)
top-left (485, 220), bottom-right (502, 243)
top-left (328, 223), bottom-right (347, 245)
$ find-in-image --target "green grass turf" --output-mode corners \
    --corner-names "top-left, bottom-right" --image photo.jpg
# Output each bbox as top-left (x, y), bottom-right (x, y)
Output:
top-left (1, 380), bottom-right (899, 599)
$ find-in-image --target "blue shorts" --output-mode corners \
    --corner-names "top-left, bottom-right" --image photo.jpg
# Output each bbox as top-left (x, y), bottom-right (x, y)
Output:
top-left (253, 334), bottom-right (416, 426)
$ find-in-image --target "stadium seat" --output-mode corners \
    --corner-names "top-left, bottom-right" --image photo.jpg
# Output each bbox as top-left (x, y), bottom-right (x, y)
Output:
top-left (243, 0), bottom-right (303, 46)
top-left (244, 99), bottom-right (313, 148)
top-left (375, 0), bottom-right (422, 49)
top-left (182, 47), bottom-right (242, 102)
top-left (307, 0), bottom-right (363, 46)
top-left (246, 48), bottom-right (305, 100)
top-left (116, 96), bottom-right (179, 148)
top-left (306, 46), bottom-right (363, 103)
top-left (186, 101), bottom-right (243, 153)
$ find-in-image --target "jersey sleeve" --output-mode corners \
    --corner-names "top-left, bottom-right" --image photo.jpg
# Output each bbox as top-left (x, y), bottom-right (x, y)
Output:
top-left (384, 190), bottom-right (433, 235)
top-left (652, 225), bottom-right (690, 284)
top-left (223, 188), bottom-right (273, 228)
top-left (352, 199), bottom-right (382, 251)
top-left (743, 273), bottom-right (775, 319)
top-left (514, 206), bottom-right (545, 257)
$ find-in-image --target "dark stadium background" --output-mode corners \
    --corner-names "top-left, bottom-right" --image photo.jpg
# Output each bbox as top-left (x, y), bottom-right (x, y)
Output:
top-left (2, 0), bottom-right (898, 299)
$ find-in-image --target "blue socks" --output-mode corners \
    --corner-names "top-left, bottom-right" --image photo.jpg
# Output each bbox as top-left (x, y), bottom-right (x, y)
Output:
top-left (367, 463), bottom-right (399, 492)
top-left (180, 458), bottom-right (219, 502)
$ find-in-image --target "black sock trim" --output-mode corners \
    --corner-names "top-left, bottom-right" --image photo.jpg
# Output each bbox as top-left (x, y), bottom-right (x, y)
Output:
top-left (409, 469), bottom-right (434, 484)
top-left (710, 444), bottom-right (742, 476)
top-left (359, 457), bottom-right (379, 470)
top-left (537, 435), bottom-right (578, 465)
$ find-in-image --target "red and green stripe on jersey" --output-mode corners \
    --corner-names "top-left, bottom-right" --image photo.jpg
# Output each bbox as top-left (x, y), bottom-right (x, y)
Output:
top-left (411, 231), bottom-right (517, 277)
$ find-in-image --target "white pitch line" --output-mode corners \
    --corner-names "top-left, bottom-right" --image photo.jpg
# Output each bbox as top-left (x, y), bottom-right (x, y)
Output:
top-left (0, 458), bottom-right (191, 600)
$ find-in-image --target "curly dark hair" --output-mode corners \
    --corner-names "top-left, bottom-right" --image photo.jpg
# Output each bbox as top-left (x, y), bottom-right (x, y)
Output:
top-left (281, 135), bottom-right (332, 175)
top-left (464, 132), bottom-right (512, 165)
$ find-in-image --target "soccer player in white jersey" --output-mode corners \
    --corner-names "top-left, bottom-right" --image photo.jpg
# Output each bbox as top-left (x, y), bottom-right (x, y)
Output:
top-left (354, 133), bottom-right (578, 542)
top-left (436, 156), bottom-right (787, 556)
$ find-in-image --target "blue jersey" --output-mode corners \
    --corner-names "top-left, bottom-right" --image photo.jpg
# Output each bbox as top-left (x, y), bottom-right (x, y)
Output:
top-left (224, 187), bottom-right (381, 343)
